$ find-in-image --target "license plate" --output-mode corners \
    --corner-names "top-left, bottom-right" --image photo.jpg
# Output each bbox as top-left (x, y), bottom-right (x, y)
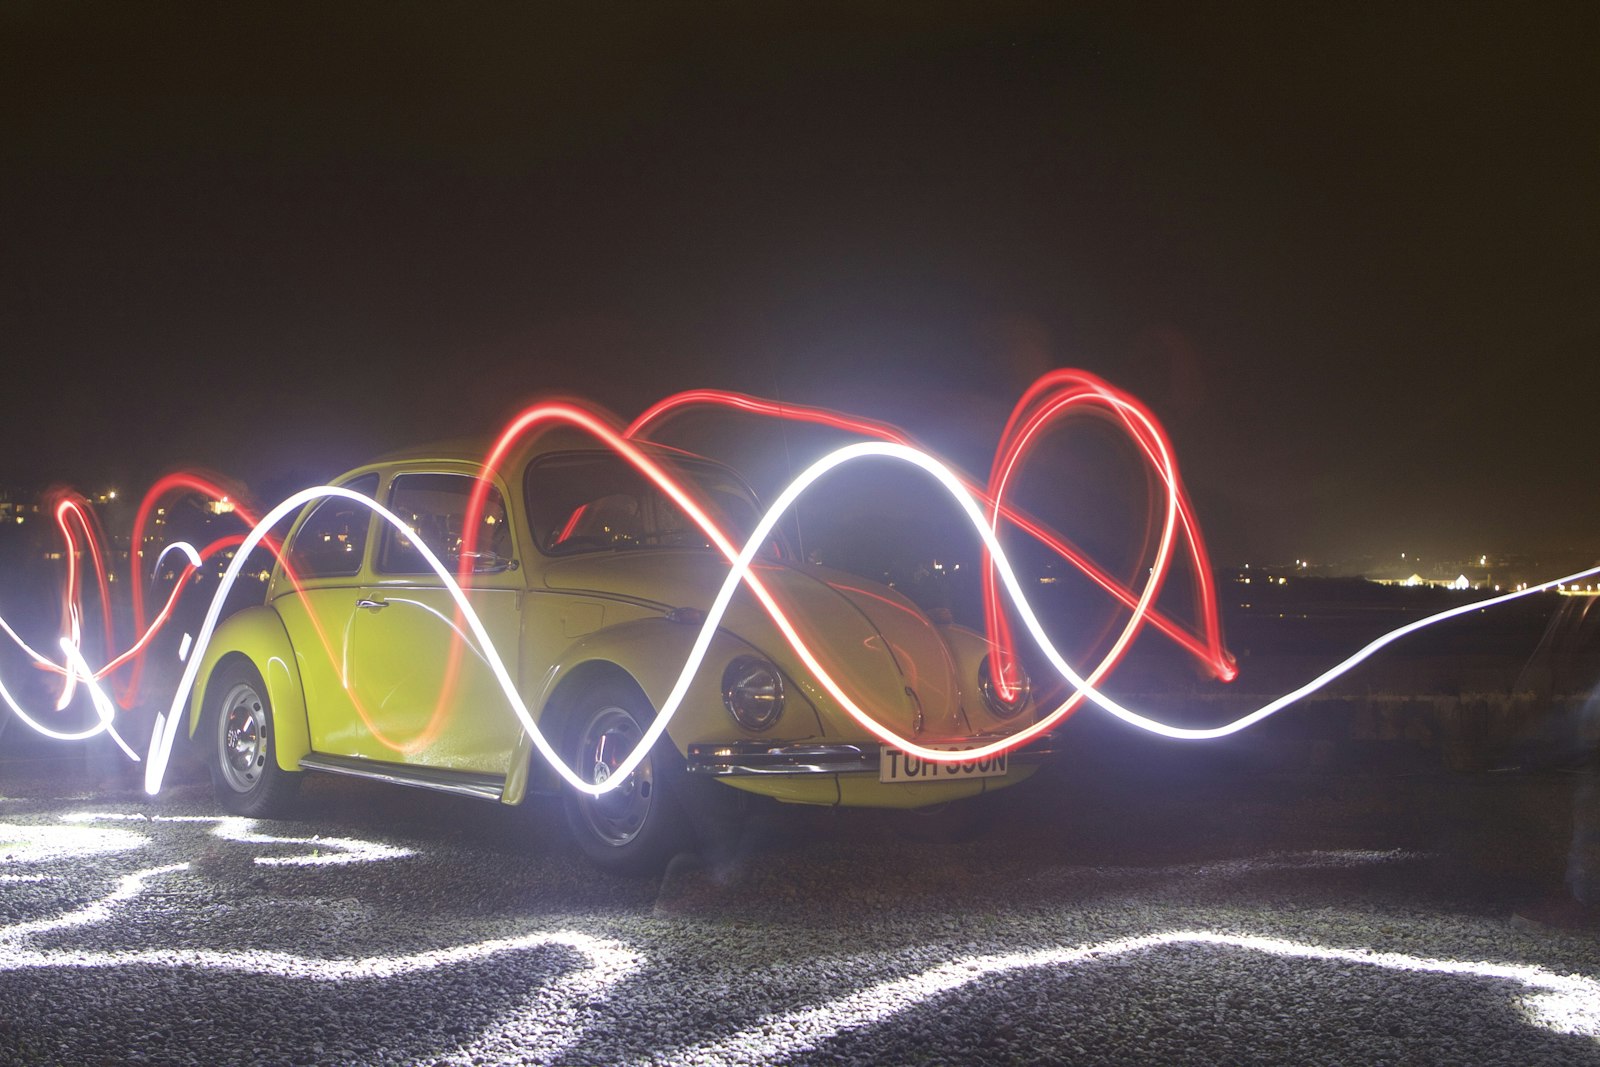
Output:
top-left (878, 744), bottom-right (1009, 783)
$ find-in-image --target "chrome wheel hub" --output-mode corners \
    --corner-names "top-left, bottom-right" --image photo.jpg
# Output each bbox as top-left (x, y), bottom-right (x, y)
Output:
top-left (575, 706), bottom-right (652, 847)
top-left (217, 683), bottom-right (267, 793)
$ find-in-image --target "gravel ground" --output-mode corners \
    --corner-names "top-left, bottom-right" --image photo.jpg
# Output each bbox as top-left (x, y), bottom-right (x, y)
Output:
top-left (1, 735), bottom-right (1598, 1066)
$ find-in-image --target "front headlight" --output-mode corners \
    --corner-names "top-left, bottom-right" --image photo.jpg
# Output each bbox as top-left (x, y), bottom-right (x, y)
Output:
top-left (722, 656), bottom-right (785, 731)
top-left (978, 654), bottom-right (1030, 718)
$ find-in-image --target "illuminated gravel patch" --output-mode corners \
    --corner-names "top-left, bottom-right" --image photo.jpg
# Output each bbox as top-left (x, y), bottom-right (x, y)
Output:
top-left (0, 821), bottom-right (146, 865)
top-left (0, 779), bottom-right (1595, 1066)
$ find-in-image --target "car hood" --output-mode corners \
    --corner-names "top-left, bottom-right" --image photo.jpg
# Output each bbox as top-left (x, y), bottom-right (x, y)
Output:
top-left (540, 551), bottom-right (970, 739)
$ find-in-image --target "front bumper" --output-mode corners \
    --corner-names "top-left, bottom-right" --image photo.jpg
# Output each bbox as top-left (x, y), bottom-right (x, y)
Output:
top-left (685, 734), bottom-right (1056, 777)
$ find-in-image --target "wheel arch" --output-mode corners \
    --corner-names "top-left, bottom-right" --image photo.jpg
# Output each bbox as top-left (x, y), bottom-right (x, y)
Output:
top-left (188, 606), bottom-right (312, 773)
top-left (504, 617), bottom-right (824, 804)
top-left (508, 658), bottom-right (645, 803)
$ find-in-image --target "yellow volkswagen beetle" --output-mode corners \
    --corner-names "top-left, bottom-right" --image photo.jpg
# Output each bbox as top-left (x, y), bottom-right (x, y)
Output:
top-left (188, 436), bottom-right (1050, 873)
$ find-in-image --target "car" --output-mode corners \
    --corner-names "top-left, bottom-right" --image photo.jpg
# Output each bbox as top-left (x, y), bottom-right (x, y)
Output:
top-left (185, 433), bottom-right (1051, 873)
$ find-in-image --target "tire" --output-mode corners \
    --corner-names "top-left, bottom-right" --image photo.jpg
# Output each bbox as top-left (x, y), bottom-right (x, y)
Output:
top-left (206, 661), bottom-right (300, 817)
top-left (560, 679), bottom-right (688, 876)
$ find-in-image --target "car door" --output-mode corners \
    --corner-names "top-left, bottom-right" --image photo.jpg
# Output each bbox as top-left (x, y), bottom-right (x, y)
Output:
top-left (270, 472), bottom-right (381, 757)
top-left (344, 469), bottom-right (525, 773)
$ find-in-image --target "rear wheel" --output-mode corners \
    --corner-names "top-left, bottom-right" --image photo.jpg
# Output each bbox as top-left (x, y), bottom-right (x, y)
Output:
top-left (561, 680), bottom-right (687, 875)
top-left (207, 661), bottom-right (299, 817)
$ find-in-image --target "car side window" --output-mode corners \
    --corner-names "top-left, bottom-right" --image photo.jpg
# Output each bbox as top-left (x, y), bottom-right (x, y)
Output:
top-left (525, 451), bottom-right (771, 557)
top-left (378, 472), bottom-right (512, 575)
top-left (284, 473), bottom-right (380, 580)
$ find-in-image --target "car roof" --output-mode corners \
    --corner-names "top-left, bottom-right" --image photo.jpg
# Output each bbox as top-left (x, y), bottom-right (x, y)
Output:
top-left (369, 430), bottom-right (704, 469)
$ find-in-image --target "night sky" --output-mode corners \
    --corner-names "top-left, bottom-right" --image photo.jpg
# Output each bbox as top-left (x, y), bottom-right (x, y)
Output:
top-left (2, 2), bottom-right (1596, 568)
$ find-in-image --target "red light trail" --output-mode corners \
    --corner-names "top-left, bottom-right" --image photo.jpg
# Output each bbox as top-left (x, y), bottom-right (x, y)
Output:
top-left (1, 373), bottom-right (1595, 797)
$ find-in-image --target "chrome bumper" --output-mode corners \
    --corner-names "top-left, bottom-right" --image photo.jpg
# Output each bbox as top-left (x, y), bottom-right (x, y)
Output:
top-left (685, 735), bottom-right (1056, 777)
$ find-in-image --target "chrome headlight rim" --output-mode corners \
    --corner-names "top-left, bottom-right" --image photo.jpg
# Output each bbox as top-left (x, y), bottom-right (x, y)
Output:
top-left (978, 654), bottom-right (1030, 718)
top-left (721, 655), bottom-right (785, 732)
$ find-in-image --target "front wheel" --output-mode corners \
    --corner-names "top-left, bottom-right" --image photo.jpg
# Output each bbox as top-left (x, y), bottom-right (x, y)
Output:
top-left (561, 680), bottom-right (687, 875)
top-left (206, 661), bottom-right (299, 817)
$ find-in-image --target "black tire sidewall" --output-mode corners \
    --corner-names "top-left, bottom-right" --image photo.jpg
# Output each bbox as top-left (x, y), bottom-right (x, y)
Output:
top-left (560, 679), bottom-right (687, 875)
top-left (206, 661), bottom-right (297, 817)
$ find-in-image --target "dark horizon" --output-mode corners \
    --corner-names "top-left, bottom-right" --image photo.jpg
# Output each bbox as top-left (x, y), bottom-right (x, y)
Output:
top-left (3, 3), bottom-right (1596, 567)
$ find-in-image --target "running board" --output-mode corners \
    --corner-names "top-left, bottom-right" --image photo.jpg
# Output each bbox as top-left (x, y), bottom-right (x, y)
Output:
top-left (298, 754), bottom-right (506, 802)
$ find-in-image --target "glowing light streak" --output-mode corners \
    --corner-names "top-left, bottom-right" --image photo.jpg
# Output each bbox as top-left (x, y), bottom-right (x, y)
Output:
top-left (58, 637), bottom-right (138, 760)
top-left (0, 482), bottom-right (291, 774)
top-left (124, 471), bottom-right (274, 707)
top-left (643, 929), bottom-right (1600, 1065)
top-left (67, 535), bottom-right (247, 682)
top-left (143, 485), bottom-right (539, 794)
top-left (0, 507), bottom-right (256, 756)
top-left (377, 597), bottom-right (496, 669)
top-left (982, 377), bottom-right (1183, 711)
top-left (65, 813), bottom-right (415, 866)
top-left (151, 540), bottom-right (204, 575)
top-left (0, 822), bottom-right (147, 864)
top-left (457, 403), bottom-right (1099, 779)
top-left (0, 643), bottom-right (129, 747)
top-left (5, 381), bottom-right (1598, 798)
top-left (142, 441), bottom-right (1600, 804)
top-left (0, 863), bottom-right (186, 942)
top-left (793, 444), bottom-right (1600, 745)
top-left (981, 372), bottom-right (1225, 702)
top-left (627, 384), bottom-right (1236, 684)
top-left (0, 820), bottom-right (1588, 1059)
top-left (1, 480), bottom-right (261, 736)
top-left (1, 560), bottom-right (189, 681)
top-left (461, 406), bottom-right (1018, 776)
top-left (989, 370), bottom-right (1231, 680)
top-left (0, 861), bottom-right (638, 980)
top-left (0, 817), bottom-right (633, 1062)
top-left (0, 612), bottom-right (58, 675)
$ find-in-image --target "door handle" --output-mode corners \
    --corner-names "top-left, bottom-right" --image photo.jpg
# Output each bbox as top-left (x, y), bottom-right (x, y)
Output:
top-left (355, 598), bottom-right (389, 611)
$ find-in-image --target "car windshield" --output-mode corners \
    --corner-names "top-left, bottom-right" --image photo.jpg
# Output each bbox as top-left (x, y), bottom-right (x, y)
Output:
top-left (525, 451), bottom-right (772, 557)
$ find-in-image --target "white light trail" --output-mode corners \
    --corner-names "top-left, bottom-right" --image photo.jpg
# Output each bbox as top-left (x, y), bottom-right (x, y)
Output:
top-left (58, 637), bottom-right (138, 760)
top-left (137, 445), bottom-right (1600, 796)
top-left (642, 929), bottom-right (1600, 1065)
top-left (0, 863), bottom-right (185, 942)
top-left (65, 812), bottom-right (415, 866)
top-left (150, 541), bottom-right (203, 578)
top-left (0, 861), bottom-right (641, 1065)
top-left (0, 822), bottom-right (148, 865)
top-left (0, 820), bottom-right (1591, 1059)
top-left (0, 880), bottom-right (638, 983)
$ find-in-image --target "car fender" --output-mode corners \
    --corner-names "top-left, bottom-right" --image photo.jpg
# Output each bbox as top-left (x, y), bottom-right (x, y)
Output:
top-left (188, 605), bottom-right (312, 773)
top-left (505, 616), bottom-right (822, 802)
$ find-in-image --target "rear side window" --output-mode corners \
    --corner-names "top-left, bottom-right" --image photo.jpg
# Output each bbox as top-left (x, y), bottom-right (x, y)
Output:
top-left (378, 472), bottom-right (512, 574)
top-left (284, 473), bottom-right (379, 579)
top-left (524, 451), bottom-right (764, 556)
